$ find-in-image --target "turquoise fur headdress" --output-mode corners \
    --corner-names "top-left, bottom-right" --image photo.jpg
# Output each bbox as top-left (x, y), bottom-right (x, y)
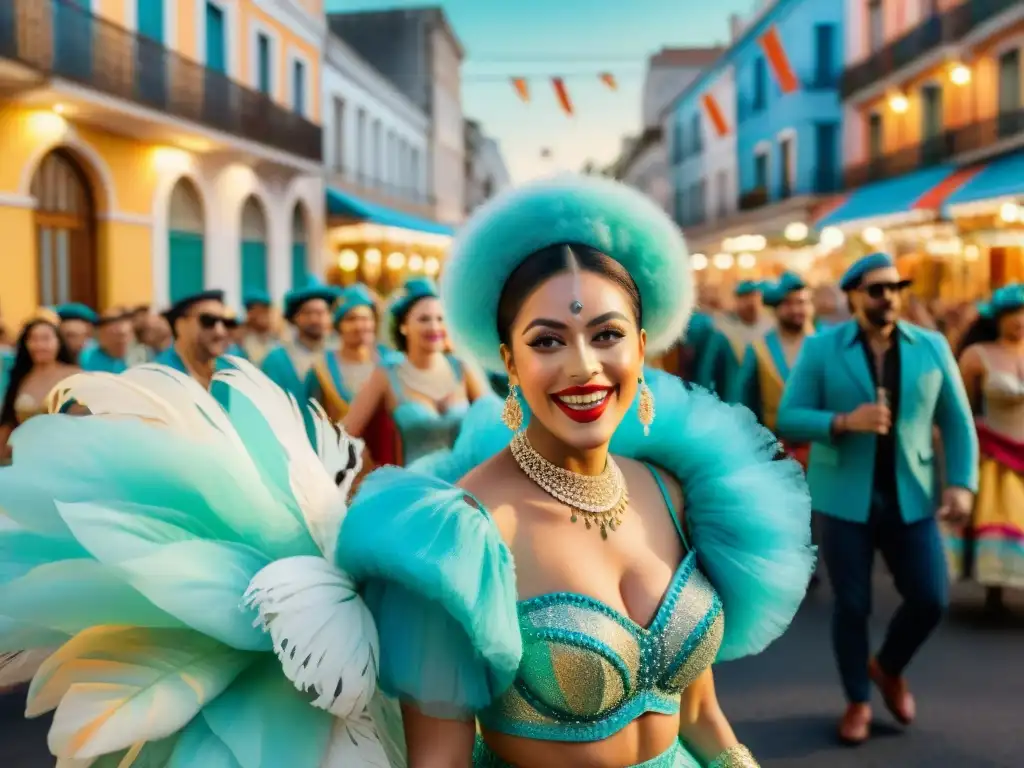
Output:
top-left (440, 174), bottom-right (693, 373)
top-left (978, 283), bottom-right (1024, 319)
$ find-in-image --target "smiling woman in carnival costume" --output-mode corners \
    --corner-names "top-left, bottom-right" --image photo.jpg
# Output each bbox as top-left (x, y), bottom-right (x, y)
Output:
top-left (0, 175), bottom-right (812, 768)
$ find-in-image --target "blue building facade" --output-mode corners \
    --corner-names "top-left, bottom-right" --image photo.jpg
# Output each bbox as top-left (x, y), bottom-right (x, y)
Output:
top-left (733, 0), bottom-right (844, 208)
top-left (666, 0), bottom-right (845, 260)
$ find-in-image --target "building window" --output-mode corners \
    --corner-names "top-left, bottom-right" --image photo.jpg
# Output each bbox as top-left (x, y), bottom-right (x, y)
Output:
top-left (691, 112), bottom-right (701, 154)
top-left (411, 148), bottom-right (420, 191)
top-left (868, 112), bottom-right (884, 162)
top-left (813, 24), bottom-right (835, 88)
top-left (814, 121), bottom-right (839, 193)
top-left (371, 120), bottom-right (381, 182)
top-left (256, 33), bottom-right (271, 95)
top-left (356, 108), bottom-right (366, 178)
top-left (921, 84), bottom-right (943, 139)
top-left (753, 58), bottom-right (767, 111)
top-left (998, 48), bottom-right (1021, 138)
top-left (291, 58), bottom-right (306, 115)
top-left (717, 169), bottom-right (728, 218)
top-left (868, 0), bottom-right (884, 54)
top-left (754, 150), bottom-right (769, 190)
top-left (673, 119), bottom-right (685, 162)
top-left (778, 136), bottom-right (794, 198)
top-left (332, 97), bottom-right (344, 172)
top-left (675, 187), bottom-right (687, 226)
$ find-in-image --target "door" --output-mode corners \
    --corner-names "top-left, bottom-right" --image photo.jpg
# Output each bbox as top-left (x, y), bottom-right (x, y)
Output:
top-left (291, 245), bottom-right (307, 289)
top-left (814, 121), bottom-right (839, 193)
top-left (204, 2), bottom-right (230, 127)
top-left (136, 0), bottom-right (166, 107)
top-left (240, 197), bottom-right (268, 297)
top-left (169, 233), bottom-right (205, 302)
top-left (32, 150), bottom-right (97, 308)
top-left (997, 49), bottom-right (1021, 139)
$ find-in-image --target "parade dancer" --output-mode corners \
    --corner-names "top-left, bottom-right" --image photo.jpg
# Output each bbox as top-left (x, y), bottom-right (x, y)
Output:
top-left (55, 302), bottom-right (98, 364)
top-left (950, 283), bottom-right (1024, 613)
top-left (731, 272), bottom-right (814, 467)
top-left (696, 281), bottom-right (774, 398)
top-left (342, 277), bottom-right (487, 465)
top-left (154, 289), bottom-right (235, 387)
top-left (80, 308), bottom-right (133, 373)
top-left (260, 282), bottom-right (336, 405)
top-left (239, 290), bottom-right (278, 367)
top-left (777, 252), bottom-right (978, 745)
top-left (0, 176), bottom-right (812, 767)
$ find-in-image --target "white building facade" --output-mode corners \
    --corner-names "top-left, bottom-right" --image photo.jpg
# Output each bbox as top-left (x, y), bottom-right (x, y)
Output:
top-left (322, 34), bottom-right (431, 208)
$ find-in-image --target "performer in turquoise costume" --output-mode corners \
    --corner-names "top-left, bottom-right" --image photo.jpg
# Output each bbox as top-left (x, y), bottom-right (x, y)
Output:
top-left (55, 302), bottom-right (98, 364)
top-left (239, 290), bottom-right (277, 366)
top-left (343, 276), bottom-right (488, 466)
top-left (154, 289), bottom-right (235, 387)
top-left (695, 282), bottom-right (773, 398)
top-left (80, 308), bottom-right (133, 374)
top-left (0, 176), bottom-right (813, 767)
top-left (260, 282), bottom-right (335, 405)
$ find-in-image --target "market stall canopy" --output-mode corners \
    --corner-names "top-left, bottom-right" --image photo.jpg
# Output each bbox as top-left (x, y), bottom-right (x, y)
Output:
top-left (942, 150), bottom-right (1024, 215)
top-left (814, 165), bottom-right (959, 231)
top-left (326, 187), bottom-right (455, 236)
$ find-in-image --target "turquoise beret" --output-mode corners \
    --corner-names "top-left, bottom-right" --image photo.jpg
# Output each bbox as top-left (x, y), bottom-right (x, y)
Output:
top-left (283, 283), bottom-right (338, 320)
top-left (839, 252), bottom-right (896, 292)
top-left (440, 174), bottom-right (693, 373)
top-left (390, 277), bottom-right (439, 320)
top-left (765, 272), bottom-right (807, 307)
top-left (333, 283), bottom-right (376, 325)
top-left (734, 280), bottom-right (762, 297)
top-left (55, 303), bottom-right (98, 324)
top-left (979, 283), bottom-right (1024, 319)
top-left (243, 291), bottom-right (272, 309)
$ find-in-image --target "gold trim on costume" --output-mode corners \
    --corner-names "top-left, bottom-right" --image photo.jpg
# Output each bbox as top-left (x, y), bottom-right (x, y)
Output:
top-left (751, 339), bottom-right (784, 432)
top-left (708, 744), bottom-right (759, 767)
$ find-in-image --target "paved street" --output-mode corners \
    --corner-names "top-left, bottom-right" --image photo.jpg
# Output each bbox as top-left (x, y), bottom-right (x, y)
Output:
top-left (2, 574), bottom-right (1021, 767)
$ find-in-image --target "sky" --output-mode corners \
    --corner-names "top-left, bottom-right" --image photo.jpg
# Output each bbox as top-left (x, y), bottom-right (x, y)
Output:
top-left (325, 0), bottom-right (755, 181)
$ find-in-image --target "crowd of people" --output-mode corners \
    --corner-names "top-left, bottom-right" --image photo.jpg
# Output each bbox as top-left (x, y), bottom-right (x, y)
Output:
top-left (0, 174), bottom-right (1019, 767)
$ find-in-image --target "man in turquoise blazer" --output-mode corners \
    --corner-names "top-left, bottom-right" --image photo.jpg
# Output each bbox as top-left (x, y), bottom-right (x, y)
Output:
top-left (777, 253), bottom-right (977, 745)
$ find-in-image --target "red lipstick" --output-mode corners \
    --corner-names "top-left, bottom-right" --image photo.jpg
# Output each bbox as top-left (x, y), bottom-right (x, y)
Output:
top-left (550, 385), bottom-right (615, 423)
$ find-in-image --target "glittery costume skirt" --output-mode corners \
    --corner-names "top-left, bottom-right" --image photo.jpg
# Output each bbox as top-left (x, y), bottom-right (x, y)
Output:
top-left (472, 736), bottom-right (699, 767)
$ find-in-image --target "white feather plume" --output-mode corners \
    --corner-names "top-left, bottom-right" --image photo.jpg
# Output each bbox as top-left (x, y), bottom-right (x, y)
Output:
top-left (214, 357), bottom-right (362, 556)
top-left (0, 649), bottom-right (51, 689)
top-left (320, 708), bottom-right (393, 768)
top-left (242, 556), bottom-right (378, 719)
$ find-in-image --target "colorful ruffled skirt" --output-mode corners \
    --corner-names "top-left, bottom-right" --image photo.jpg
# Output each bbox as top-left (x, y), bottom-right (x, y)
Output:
top-left (943, 423), bottom-right (1024, 588)
top-left (473, 736), bottom-right (700, 767)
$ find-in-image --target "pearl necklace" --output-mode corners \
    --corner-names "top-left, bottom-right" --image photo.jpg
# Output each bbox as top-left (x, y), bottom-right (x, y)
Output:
top-left (510, 431), bottom-right (628, 539)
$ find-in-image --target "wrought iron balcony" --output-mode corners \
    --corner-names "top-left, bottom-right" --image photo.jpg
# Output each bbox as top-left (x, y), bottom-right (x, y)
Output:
top-left (843, 109), bottom-right (1023, 188)
top-left (0, 0), bottom-right (321, 162)
top-left (840, 0), bottom-right (1020, 100)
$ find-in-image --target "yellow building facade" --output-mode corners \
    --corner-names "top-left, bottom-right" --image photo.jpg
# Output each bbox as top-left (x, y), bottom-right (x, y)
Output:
top-left (0, 0), bottom-right (326, 331)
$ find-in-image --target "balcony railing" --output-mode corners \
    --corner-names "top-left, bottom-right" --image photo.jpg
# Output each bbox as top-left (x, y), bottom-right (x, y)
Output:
top-left (0, 0), bottom-right (321, 162)
top-left (843, 107), bottom-right (1024, 188)
top-left (332, 164), bottom-right (434, 207)
top-left (840, 0), bottom-right (1019, 99)
top-left (739, 187), bottom-right (769, 211)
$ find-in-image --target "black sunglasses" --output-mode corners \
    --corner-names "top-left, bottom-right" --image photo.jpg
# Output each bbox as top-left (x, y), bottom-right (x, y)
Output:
top-left (197, 313), bottom-right (239, 330)
top-left (861, 280), bottom-right (911, 299)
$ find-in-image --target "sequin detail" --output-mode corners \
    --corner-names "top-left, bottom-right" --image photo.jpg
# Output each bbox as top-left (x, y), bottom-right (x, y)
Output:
top-left (478, 550), bottom-right (725, 742)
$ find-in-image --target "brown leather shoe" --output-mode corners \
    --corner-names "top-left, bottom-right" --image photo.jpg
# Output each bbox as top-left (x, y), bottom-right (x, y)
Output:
top-left (869, 657), bottom-right (916, 725)
top-left (838, 703), bottom-right (872, 745)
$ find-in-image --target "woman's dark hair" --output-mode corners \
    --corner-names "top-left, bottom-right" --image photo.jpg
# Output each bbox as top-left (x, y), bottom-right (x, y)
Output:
top-left (0, 319), bottom-right (74, 427)
top-left (390, 295), bottom-right (436, 352)
top-left (957, 314), bottom-right (1001, 358)
top-left (496, 243), bottom-right (642, 346)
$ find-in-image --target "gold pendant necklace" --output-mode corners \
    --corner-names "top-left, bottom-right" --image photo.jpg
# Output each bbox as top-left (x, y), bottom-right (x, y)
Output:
top-left (510, 432), bottom-right (628, 538)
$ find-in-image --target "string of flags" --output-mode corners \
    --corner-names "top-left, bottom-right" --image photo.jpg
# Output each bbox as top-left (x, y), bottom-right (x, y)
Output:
top-left (510, 73), bottom-right (618, 116)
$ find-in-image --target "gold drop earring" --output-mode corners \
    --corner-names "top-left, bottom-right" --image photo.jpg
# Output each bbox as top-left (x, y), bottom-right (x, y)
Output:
top-left (502, 384), bottom-right (524, 432)
top-left (637, 377), bottom-right (655, 436)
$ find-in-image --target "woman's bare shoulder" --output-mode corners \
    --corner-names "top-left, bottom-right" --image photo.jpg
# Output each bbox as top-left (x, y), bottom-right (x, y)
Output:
top-left (616, 454), bottom-right (686, 519)
top-left (457, 450), bottom-right (524, 535)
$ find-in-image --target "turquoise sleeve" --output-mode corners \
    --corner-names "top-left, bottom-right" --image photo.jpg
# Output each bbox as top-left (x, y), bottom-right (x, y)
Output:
top-left (336, 467), bottom-right (522, 718)
top-left (776, 335), bottom-right (837, 444)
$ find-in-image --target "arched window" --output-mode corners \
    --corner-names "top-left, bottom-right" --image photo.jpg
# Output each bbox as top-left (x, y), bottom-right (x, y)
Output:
top-left (240, 195), bottom-right (269, 296)
top-left (168, 178), bottom-right (206, 302)
top-left (32, 149), bottom-right (97, 307)
top-left (291, 203), bottom-right (309, 288)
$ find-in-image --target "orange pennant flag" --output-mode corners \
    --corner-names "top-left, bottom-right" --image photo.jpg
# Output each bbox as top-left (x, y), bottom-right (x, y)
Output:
top-left (511, 77), bottom-right (530, 102)
top-left (759, 25), bottom-right (800, 94)
top-left (552, 77), bottom-right (573, 116)
top-left (599, 72), bottom-right (617, 90)
top-left (701, 93), bottom-right (729, 137)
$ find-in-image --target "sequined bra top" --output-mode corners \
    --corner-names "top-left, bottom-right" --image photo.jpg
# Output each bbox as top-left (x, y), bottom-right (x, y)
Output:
top-left (477, 465), bottom-right (725, 742)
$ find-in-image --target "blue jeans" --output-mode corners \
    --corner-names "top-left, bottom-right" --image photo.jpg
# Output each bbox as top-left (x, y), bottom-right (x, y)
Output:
top-left (820, 499), bottom-right (949, 703)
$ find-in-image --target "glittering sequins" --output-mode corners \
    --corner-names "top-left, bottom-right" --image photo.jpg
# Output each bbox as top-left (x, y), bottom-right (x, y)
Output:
top-left (480, 550), bottom-right (725, 739)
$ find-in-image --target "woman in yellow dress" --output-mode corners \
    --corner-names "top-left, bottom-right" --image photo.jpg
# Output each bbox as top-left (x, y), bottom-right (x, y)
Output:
top-left (951, 284), bottom-right (1024, 612)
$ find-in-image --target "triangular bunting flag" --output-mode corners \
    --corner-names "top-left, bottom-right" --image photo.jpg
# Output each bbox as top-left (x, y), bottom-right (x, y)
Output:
top-left (552, 77), bottom-right (573, 116)
top-left (599, 73), bottom-right (617, 90)
top-left (511, 77), bottom-right (530, 102)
